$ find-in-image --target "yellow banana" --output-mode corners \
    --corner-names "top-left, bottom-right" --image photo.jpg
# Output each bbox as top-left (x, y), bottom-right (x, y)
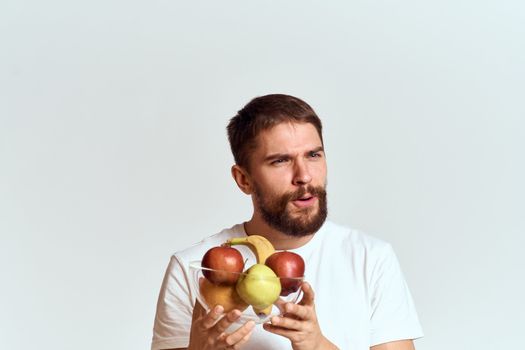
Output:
top-left (226, 235), bottom-right (275, 264)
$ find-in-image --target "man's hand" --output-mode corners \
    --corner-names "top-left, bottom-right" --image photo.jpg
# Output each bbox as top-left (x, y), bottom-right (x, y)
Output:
top-left (262, 282), bottom-right (338, 350)
top-left (187, 301), bottom-right (255, 350)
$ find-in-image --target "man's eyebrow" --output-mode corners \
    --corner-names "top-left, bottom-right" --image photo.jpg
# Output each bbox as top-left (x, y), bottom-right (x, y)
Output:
top-left (263, 152), bottom-right (291, 162)
top-left (263, 146), bottom-right (325, 162)
top-left (309, 146), bottom-right (325, 154)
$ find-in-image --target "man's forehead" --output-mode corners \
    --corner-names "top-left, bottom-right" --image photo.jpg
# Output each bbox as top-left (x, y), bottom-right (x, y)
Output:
top-left (255, 122), bottom-right (322, 154)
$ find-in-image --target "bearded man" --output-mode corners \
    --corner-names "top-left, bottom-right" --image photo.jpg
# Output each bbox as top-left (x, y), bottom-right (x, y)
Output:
top-left (151, 94), bottom-right (423, 350)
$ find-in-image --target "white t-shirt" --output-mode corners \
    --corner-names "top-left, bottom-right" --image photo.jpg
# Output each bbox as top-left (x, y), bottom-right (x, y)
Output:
top-left (151, 221), bottom-right (423, 350)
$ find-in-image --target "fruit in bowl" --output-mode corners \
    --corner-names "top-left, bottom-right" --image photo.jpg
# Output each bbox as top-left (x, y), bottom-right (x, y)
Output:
top-left (189, 235), bottom-right (306, 323)
top-left (189, 261), bottom-right (304, 323)
top-left (265, 251), bottom-right (305, 296)
top-left (236, 263), bottom-right (281, 315)
top-left (201, 246), bottom-right (244, 285)
top-left (199, 275), bottom-right (248, 313)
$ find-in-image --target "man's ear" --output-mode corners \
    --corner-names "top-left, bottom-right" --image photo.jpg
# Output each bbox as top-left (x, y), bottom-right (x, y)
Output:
top-left (231, 164), bottom-right (253, 195)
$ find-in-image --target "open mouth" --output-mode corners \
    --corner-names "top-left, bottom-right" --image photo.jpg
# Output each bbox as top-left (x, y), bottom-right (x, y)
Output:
top-left (292, 195), bottom-right (317, 207)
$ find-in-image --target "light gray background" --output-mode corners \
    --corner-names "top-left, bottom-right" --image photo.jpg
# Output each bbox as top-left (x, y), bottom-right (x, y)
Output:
top-left (1, 1), bottom-right (524, 349)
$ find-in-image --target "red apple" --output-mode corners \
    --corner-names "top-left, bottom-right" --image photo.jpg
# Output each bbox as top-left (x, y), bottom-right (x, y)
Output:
top-left (265, 251), bottom-right (305, 296)
top-left (201, 246), bottom-right (244, 285)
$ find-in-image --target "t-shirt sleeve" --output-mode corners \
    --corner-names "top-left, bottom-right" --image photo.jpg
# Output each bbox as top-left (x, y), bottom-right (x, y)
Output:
top-left (369, 244), bottom-right (424, 346)
top-left (151, 255), bottom-right (194, 350)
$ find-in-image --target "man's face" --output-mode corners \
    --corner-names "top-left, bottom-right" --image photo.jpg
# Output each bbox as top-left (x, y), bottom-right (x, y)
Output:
top-left (247, 122), bottom-right (328, 237)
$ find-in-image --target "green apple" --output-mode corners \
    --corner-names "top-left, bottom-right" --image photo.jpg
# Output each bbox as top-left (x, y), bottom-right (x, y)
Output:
top-left (236, 263), bottom-right (281, 315)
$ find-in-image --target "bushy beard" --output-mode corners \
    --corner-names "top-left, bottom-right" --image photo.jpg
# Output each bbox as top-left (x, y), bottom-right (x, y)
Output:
top-left (253, 184), bottom-right (328, 237)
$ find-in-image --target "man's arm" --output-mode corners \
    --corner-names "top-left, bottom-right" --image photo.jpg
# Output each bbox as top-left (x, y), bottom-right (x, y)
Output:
top-left (371, 339), bottom-right (415, 350)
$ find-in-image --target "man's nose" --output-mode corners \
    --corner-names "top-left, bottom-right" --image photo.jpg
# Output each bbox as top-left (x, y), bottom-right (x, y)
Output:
top-left (292, 159), bottom-right (312, 186)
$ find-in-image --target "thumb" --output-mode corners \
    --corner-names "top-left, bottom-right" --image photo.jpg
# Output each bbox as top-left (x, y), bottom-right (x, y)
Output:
top-left (299, 281), bottom-right (315, 306)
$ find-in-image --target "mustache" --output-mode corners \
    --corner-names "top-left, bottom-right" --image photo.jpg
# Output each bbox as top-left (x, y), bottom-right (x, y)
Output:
top-left (285, 185), bottom-right (326, 201)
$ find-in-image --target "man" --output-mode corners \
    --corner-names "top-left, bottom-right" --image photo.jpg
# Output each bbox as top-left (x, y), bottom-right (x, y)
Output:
top-left (151, 94), bottom-right (423, 350)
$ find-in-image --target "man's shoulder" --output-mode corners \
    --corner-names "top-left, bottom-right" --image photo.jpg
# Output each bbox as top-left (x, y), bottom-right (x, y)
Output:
top-left (172, 223), bottom-right (246, 263)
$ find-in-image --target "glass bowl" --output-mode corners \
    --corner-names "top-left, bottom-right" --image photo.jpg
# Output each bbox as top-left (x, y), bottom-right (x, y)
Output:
top-left (188, 260), bottom-right (304, 324)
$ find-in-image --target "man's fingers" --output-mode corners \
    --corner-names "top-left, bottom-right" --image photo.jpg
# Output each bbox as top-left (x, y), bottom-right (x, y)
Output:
top-left (233, 326), bottom-right (255, 349)
top-left (274, 298), bottom-right (287, 313)
top-left (222, 321), bottom-right (255, 347)
top-left (212, 309), bottom-right (242, 335)
top-left (299, 281), bottom-right (315, 306)
top-left (270, 314), bottom-right (303, 331)
top-left (282, 302), bottom-right (310, 320)
top-left (200, 305), bottom-right (224, 329)
top-left (263, 322), bottom-right (295, 338)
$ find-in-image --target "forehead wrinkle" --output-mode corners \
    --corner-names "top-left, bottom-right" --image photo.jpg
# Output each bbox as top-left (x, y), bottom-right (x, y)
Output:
top-left (260, 122), bottom-right (322, 156)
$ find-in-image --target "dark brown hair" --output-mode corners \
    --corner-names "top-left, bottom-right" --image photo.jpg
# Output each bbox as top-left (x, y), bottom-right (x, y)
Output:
top-left (227, 94), bottom-right (323, 169)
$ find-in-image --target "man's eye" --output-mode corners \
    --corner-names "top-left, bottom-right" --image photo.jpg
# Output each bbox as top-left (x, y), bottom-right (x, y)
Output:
top-left (309, 152), bottom-right (321, 158)
top-left (272, 159), bottom-right (287, 165)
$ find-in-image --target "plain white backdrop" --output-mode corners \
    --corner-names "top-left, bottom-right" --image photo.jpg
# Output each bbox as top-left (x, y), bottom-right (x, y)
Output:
top-left (1, 1), bottom-right (524, 349)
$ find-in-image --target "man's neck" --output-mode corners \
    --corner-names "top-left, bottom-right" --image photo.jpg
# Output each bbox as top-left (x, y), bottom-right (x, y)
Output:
top-left (243, 216), bottom-right (316, 250)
